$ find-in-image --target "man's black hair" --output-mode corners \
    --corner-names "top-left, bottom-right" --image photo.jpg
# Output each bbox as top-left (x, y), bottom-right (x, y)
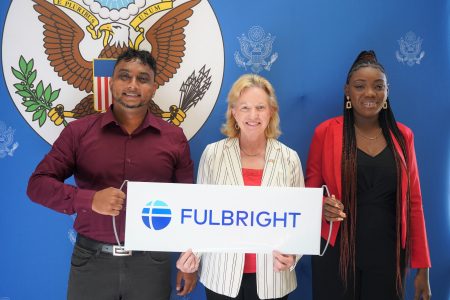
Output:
top-left (114, 48), bottom-right (157, 74)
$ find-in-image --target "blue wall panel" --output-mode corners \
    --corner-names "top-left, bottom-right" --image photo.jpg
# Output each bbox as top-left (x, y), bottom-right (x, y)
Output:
top-left (1, 1), bottom-right (449, 299)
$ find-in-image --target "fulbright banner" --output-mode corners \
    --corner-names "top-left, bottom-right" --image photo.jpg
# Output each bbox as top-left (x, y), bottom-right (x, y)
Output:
top-left (125, 181), bottom-right (323, 254)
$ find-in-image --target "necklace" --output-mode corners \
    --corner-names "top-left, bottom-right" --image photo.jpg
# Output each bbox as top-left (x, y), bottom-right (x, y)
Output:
top-left (240, 147), bottom-right (263, 157)
top-left (354, 126), bottom-right (382, 140)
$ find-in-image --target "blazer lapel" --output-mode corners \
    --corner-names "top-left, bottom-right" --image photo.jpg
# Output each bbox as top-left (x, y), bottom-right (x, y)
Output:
top-left (390, 130), bottom-right (407, 169)
top-left (332, 120), bottom-right (343, 198)
top-left (390, 129), bottom-right (408, 199)
top-left (390, 130), bottom-right (408, 247)
top-left (223, 138), bottom-right (282, 187)
top-left (223, 138), bottom-right (244, 185)
top-left (261, 139), bottom-right (281, 187)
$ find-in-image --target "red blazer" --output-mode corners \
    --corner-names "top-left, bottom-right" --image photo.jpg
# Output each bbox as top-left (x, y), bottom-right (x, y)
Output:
top-left (306, 116), bottom-right (431, 268)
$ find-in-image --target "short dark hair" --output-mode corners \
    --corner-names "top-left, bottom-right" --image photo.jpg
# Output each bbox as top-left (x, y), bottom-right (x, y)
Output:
top-left (114, 48), bottom-right (157, 75)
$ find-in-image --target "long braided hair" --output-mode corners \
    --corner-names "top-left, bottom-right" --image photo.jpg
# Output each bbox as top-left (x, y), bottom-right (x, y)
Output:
top-left (341, 50), bottom-right (411, 296)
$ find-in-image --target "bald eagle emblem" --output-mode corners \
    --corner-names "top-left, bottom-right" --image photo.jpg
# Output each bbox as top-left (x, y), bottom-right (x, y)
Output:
top-left (396, 31), bottom-right (425, 67)
top-left (0, 121), bottom-right (19, 158)
top-left (4, 0), bottom-right (224, 143)
top-left (234, 25), bottom-right (278, 74)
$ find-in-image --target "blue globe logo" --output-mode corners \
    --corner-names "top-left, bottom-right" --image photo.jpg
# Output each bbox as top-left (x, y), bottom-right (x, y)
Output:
top-left (141, 200), bottom-right (172, 230)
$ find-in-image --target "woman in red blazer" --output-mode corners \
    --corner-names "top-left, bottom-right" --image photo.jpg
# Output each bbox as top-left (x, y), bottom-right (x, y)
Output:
top-left (305, 50), bottom-right (431, 300)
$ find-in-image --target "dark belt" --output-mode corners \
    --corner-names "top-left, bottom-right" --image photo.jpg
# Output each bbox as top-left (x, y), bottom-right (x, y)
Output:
top-left (76, 234), bottom-right (141, 256)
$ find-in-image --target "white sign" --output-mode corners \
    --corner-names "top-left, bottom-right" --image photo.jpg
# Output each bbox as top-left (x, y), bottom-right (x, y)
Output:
top-left (125, 182), bottom-right (323, 254)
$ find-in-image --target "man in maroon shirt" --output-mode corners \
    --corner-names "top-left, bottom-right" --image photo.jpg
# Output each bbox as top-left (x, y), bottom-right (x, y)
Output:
top-left (27, 48), bottom-right (196, 300)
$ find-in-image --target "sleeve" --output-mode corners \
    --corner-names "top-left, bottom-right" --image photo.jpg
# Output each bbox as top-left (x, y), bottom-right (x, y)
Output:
top-left (173, 131), bottom-right (194, 184)
top-left (305, 125), bottom-right (326, 188)
top-left (406, 131), bottom-right (431, 268)
top-left (305, 123), bottom-right (338, 244)
top-left (193, 143), bottom-right (215, 260)
top-left (26, 124), bottom-right (96, 215)
top-left (291, 150), bottom-right (305, 188)
top-left (289, 149), bottom-right (305, 265)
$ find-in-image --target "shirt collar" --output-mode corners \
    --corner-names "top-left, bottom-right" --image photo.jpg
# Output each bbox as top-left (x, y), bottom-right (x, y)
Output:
top-left (100, 105), bottom-right (162, 133)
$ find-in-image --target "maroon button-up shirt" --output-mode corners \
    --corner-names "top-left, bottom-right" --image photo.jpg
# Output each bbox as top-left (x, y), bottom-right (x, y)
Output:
top-left (27, 106), bottom-right (194, 243)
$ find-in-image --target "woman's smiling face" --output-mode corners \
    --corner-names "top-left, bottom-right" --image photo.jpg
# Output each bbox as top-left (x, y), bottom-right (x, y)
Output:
top-left (232, 86), bottom-right (273, 140)
top-left (345, 66), bottom-right (388, 121)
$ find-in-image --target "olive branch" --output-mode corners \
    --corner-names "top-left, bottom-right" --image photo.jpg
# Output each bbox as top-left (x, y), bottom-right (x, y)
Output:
top-left (11, 56), bottom-right (62, 127)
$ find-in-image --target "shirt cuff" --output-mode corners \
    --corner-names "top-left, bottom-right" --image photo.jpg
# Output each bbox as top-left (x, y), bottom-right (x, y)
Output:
top-left (73, 188), bottom-right (96, 213)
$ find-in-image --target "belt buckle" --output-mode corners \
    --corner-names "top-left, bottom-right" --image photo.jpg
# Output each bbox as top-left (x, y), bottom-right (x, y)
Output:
top-left (112, 245), bottom-right (132, 256)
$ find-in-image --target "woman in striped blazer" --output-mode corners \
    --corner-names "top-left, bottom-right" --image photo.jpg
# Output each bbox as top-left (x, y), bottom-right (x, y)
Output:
top-left (177, 74), bottom-right (304, 299)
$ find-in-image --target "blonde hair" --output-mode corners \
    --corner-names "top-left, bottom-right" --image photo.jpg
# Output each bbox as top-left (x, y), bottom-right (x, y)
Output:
top-left (221, 74), bottom-right (281, 138)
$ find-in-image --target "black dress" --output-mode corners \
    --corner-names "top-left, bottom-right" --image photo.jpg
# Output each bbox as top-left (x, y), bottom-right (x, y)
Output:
top-left (312, 147), bottom-right (405, 300)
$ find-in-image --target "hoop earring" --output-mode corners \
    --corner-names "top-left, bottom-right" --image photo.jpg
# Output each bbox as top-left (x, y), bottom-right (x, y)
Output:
top-left (346, 97), bottom-right (352, 109)
top-left (235, 123), bottom-right (239, 130)
top-left (382, 101), bottom-right (388, 109)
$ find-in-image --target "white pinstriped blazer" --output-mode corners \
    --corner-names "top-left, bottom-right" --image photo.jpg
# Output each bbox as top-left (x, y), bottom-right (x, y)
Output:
top-left (196, 138), bottom-right (305, 299)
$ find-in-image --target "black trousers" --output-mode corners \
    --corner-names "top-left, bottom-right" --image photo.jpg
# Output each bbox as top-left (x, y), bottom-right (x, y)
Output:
top-left (312, 237), bottom-right (405, 300)
top-left (205, 273), bottom-right (289, 300)
top-left (67, 241), bottom-right (171, 300)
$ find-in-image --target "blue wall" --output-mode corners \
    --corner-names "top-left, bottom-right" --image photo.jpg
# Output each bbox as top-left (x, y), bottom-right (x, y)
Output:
top-left (1, 1), bottom-right (449, 299)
